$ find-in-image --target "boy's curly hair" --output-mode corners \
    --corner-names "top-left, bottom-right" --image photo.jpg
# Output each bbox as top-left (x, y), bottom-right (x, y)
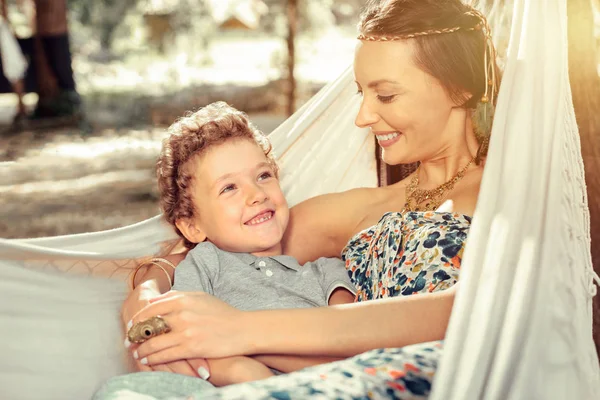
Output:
top-left (157, 101), bottom-right (278, 249)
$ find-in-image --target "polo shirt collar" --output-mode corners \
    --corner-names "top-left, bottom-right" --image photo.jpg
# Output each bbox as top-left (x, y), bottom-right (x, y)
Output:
top-left (233, 252), bottom-right (301, 271)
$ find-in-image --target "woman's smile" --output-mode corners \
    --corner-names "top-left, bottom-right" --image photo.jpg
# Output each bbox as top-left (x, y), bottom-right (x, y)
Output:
top-left (374, 131), bottom-right (402, 147)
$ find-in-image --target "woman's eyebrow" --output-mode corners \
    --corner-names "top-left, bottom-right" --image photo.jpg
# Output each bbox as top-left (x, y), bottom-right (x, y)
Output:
top-left (367, 79), bottom-right (401, 89)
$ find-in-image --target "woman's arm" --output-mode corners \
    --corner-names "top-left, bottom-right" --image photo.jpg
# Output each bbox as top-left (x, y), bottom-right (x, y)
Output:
top-left (284, 188), bottom-right (379, 264)
top-left (248, 287), bottom-right (456, 357)
top-left (130, 285), bottom-right (457, 365)
top-left (246, 290), bottom-right (353, 371)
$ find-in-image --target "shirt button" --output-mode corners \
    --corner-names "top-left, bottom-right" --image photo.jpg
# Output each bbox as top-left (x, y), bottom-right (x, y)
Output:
top-left (258, 261), bottom-right (266, 267)
top-left (265, 269), bottom-right (273, 277)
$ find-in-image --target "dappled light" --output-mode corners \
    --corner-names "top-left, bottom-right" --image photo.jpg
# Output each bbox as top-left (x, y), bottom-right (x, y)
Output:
top-left (0, 0), bottom-right (362, 237)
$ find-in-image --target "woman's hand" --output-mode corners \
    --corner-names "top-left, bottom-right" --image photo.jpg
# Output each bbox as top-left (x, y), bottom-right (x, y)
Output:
top-left (127, 291), bottom-right (250, 366)
top-left (122, 283), bottom-right (211, 378)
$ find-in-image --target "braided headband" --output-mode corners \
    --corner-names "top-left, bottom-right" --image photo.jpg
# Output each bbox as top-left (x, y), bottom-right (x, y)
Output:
top-left (357, 8), bottom-right (498, 105)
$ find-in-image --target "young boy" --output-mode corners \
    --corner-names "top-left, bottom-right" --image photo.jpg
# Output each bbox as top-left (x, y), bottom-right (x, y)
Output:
top-left (155, 101), bottom-right (355, 386)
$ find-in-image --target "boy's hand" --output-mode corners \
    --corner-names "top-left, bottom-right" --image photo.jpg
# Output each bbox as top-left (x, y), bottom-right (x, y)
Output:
top-left (149, 358), bottom-right (211, 380)
top-left (122, 280), bottom-right (160, 373)
top-left (121, 279), bottom-right (160, 330)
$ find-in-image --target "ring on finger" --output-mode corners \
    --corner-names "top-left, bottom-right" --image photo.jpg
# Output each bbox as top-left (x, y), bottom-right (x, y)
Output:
top-left (127, 315), bottom-right (171, 344)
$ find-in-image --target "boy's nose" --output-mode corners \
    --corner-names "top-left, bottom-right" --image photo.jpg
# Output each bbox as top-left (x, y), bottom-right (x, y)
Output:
top-left (246, 185), bottom-right (268, 205)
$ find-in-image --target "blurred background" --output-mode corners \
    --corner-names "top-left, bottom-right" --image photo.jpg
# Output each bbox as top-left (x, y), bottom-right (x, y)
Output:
top-left (0, 0), bottom-right (599, 242)
top-left (0, 0), bottom-right (366, 238)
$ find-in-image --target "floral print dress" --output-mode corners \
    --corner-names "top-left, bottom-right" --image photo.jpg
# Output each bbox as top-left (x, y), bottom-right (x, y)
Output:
top-left (344, 211), bottom-right (470, 302)
top-left (96, 212), bottom-right (471, 400)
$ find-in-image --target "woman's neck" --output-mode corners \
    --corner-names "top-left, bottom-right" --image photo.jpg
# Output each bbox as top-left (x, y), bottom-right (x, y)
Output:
top-left (417, 153), bottom-right (475, 188)
top-left (417, 112), bottom-right (479, 188)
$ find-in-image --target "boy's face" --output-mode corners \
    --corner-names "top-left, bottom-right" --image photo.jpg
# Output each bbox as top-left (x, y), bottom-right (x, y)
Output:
top-left (186, 138), bottom-right (288, 256)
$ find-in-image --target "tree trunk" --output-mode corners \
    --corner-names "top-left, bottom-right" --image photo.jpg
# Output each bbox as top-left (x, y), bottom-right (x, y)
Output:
top-left (33, 0), bottom-right (64, 99)
top-left (567, 0), bottom-right (600, 358)
top-left (286, 0), bottom-right (297, 116)
top-left (34, 0), bottom-right (68, 35)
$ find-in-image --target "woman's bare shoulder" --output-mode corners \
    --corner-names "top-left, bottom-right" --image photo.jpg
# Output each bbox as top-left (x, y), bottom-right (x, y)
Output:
top-left (284, 187), bottom-right (387, 262)
top-left (291, 187), bottom-right (386, 221)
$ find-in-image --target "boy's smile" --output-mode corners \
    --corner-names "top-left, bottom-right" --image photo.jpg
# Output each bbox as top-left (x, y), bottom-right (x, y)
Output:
top-left (245, 210), bottom-right (275, 226)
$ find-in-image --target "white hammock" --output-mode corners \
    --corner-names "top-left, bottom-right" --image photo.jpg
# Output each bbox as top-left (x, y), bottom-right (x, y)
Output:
top-left (432, 0), bottom-right (600, 399)
top-left (0, 0), bottom-right (598, 399)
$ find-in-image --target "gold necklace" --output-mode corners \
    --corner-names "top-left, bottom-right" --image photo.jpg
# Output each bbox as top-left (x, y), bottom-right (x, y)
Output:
top-left (403, 157), bottom-right (476, 212)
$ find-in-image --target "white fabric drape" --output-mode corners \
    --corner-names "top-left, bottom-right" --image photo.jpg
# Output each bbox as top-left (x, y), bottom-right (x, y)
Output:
top-left (431, 0), bottom-right (600, 399)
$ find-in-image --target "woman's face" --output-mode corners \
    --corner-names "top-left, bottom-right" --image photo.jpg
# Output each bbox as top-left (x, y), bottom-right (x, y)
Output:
top-left (353, 39), bottom-right (467, 165)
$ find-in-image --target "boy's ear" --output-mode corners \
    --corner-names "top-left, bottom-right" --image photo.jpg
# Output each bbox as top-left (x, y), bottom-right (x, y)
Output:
top-left (175, 218), bottom-right (207, 244)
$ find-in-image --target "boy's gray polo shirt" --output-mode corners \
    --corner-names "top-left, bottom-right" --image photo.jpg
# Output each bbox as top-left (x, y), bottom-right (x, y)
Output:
top-left (173, 242), bottom-right (355, 310)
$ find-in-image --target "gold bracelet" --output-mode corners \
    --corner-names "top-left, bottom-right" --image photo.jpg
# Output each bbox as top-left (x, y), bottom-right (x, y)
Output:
top-left (131, 261), bottom-right (173, 289)
top-left (149, 257), bottom-right (177, 271)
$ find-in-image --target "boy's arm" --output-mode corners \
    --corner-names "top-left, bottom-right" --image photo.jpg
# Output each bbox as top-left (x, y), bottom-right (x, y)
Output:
top-left (253, 354), bottom-right (343, 373)
top-left (205, 356), bottom-right (273, 387)
top-left (328, 287), bottom-right (355, 305)
top-left (315, 257), bottom-right (357, 304)
top-left (132, 253), bottom-right (185, 293)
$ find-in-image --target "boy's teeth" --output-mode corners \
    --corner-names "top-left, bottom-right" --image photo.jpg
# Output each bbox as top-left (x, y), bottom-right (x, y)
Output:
top-left (248, 212), bottom-right (273, 225)
top-left (376, 132), bottom-right (400, 141)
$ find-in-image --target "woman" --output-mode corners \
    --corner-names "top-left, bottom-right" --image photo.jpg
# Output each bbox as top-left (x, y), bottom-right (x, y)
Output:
top-left (101, 0), bottom-right (500, 398)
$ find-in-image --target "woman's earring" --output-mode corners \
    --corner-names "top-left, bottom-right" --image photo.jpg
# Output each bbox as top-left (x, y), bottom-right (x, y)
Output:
top-left (473, 99), bottom-right (494, 164)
